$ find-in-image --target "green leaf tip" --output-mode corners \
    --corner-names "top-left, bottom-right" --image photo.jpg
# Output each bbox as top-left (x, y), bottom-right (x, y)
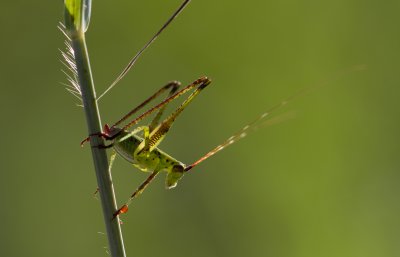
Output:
top-left (64, 0), bottom-right (91, 33)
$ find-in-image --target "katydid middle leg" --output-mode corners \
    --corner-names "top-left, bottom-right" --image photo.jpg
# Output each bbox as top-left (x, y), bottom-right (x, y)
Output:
top-left (149, 82), bottom-right (182, 132)
top-left (113, 167), bottom-right (162, 219)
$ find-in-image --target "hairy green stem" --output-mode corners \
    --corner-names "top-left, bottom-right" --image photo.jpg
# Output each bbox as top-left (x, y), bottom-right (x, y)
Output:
top-left (71, 31), bottom-right (126, 257)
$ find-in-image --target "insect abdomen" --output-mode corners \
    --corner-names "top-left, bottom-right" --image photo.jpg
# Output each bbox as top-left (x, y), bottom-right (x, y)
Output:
top-left (113, 133), bottom-right (141, 164)
top-left (114, 131), bottom-right (183, 173)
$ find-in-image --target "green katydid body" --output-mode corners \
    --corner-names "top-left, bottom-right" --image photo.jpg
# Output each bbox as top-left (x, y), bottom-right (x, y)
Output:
top-left (80, 77), bottom-right (211, 218)
top-left (83, 75), bottom-right (301, 219)
top-left (113, 129), bottom-right (186, 190)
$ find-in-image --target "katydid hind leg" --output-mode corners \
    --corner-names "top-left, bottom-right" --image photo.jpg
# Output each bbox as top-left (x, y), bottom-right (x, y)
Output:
top-left (121, 76), bottom-right (211, 131)
top-left (149, 81), bottom-right (181, 132)
top-left (138, 77), bottom-right (211, 154)
top-left (113, 81), bottom-right (181, 128)
top-left (82, 81), bottom-right (181, 147)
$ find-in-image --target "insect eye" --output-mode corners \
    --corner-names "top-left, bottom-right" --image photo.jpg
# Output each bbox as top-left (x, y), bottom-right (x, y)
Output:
top-left (165, 165), bottom-right (184, 189)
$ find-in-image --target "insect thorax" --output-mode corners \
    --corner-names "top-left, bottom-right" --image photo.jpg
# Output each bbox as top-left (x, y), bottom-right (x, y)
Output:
top-left (113, 130), bottom-right (185, 174)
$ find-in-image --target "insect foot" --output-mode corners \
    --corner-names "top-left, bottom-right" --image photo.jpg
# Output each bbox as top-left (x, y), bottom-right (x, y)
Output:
top-left (112, 205), bottom-right (129, 220)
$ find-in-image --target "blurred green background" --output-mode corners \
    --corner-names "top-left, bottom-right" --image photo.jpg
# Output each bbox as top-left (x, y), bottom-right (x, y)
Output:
top-left (1, 0), bottom-right (399, 256)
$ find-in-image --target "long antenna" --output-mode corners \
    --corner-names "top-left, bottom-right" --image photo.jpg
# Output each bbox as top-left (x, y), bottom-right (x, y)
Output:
top-left (97, 0), bottom-right (191, 101)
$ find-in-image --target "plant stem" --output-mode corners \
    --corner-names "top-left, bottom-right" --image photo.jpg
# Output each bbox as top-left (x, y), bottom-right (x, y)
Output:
top-left (71, 31), bottom-right (126, 257)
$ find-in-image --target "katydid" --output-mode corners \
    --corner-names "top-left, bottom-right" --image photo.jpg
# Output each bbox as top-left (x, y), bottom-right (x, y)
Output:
top-left (81, 75), bottom-right (304, 219)
top-left (75, 0), bottom-right (356, 220)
